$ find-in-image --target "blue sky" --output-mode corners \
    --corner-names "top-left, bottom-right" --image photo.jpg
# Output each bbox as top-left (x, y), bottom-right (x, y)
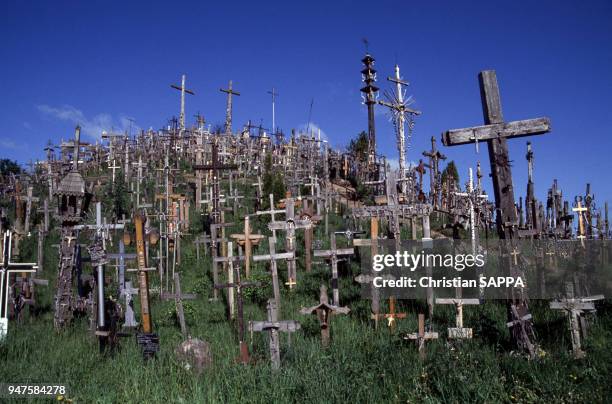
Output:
top-left (1, 1), bottom-right (611, 209)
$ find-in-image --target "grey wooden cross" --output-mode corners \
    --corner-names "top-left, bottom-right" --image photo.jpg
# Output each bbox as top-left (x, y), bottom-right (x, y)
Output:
top-left (314, 233), bottom-right (354, 306)
top-left (253, 237), bottom-right (294, 311)
top-left (256, 194), bottom-right (285, 239)
top-left (248, 299), bottom-right (300, 369)
top-left (268, 197), bottom-right (312, 288)
top-left (549, 282), bottom-right (603, 358)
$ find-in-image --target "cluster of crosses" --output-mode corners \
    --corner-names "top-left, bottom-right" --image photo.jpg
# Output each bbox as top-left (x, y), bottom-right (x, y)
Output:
top-left (0, 51), bottom-right (609, 370)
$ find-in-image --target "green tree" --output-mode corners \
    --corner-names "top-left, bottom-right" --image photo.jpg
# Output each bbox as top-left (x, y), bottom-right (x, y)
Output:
top-left (102, 170), bottom-right (130, 220)
top-left (441, 160), bottom-right (460, 185)
top-left (0, 159), bottom-right (21, 176)
top-left (347, 131), bottom-right (369, 163)
top-left (262, 153), bottom-right (285, 205)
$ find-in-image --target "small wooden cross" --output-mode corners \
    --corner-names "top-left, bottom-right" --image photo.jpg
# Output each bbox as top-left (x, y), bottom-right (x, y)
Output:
top-left (300, 285), bottom-right (350, 347)
top-left (372, 297), bottom-right (406, 331)
top-left (248, 299), bottom-right (300, 369)
top-left (510, 247), bottom-right (520, 266)
top-left (405, 313), bottom-right (438, 360)
top-left (549, 282), bottom-right (603, 358)
top-left (435, 297), bottom-right (480, 339)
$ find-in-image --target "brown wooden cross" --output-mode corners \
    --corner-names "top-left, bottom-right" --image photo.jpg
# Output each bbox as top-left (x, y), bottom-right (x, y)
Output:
top-left (405, 313), bottom-right (438, 359)
top-left (372, 297), bottom-right (406, 331)
top-left (300, 285), bottom-right (350, 347)
top-left (230, 216), bottom-right (264, 278)
top-left (442, 70), bottom-right (551, 239)
top-left (248, 299), bottom-right (300, 370)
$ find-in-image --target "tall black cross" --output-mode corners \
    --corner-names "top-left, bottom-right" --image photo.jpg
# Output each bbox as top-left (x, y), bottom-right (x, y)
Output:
top-left (442, 70), bottom-right (551, 239)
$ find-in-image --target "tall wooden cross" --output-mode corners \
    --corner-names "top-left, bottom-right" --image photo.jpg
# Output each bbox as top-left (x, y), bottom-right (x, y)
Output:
top-left (253, 237), bottom-right (294, 311)
top-left (442, 70), bottom-right (550, 357)
top-left (314, 233), bottom-right (354, 306)
top-left (134, 212), bottom-right (159, 358)
top-left (170, 74), bottom-right (195, 132)
top-left (221, 80), bottom-right (240, 136)
top-left (422, 136), bottom-right (447, 209)
top-left (248, 299), bottom-right (300, 369)
top-left (573, 199), bottom-right (588, 247)
top-left (353, 217), bottom-right (381, 327)
top-left (442, 70), bottom-right (551, 239)
top-left (1, 230), bottom-right (38, 341)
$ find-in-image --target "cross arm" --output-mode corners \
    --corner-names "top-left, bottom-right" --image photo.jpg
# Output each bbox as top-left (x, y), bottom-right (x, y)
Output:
top-left (253, 252), bottom-right (294, 261)
top-left (248, 320), bottom-right (301, 332)
top-left (442, 118), bottom-right (551, 146)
